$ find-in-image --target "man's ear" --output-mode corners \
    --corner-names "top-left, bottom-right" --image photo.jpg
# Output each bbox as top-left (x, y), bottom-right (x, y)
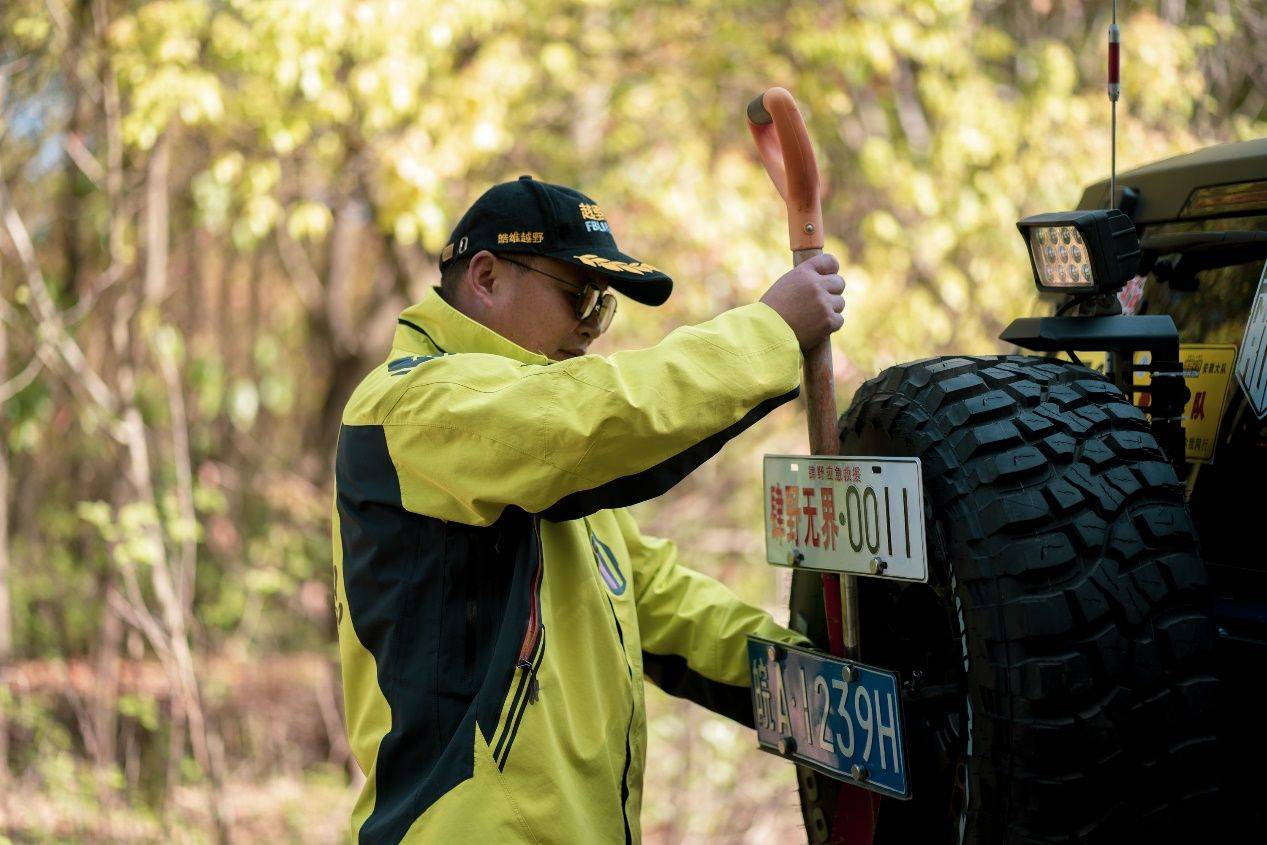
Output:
top-left (464, 250), bottom-right (499, 310)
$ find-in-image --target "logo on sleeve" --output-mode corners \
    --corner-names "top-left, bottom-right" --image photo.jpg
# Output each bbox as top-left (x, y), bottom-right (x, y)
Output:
top-left (589, 531), bottom-right (627, 596)
top-left (387, 354), bottom-right (445, 376)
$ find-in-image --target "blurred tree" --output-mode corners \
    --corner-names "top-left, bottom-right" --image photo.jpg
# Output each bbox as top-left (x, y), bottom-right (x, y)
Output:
top-left (0, 0), bottom-right (1263, 839)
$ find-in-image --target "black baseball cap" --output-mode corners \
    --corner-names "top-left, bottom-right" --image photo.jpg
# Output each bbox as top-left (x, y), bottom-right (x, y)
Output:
top-left (439, 175), bottom-right (673, 306)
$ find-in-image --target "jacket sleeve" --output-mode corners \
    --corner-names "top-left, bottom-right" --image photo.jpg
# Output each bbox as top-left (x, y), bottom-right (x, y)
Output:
top-left (612, 507), bottom-right (810, 728)
top-left (354, 302), bottom-right (801, 526)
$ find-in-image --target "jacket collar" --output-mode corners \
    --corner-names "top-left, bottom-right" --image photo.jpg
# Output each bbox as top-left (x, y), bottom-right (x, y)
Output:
top-left (392, 286), bottom-right (552, 366)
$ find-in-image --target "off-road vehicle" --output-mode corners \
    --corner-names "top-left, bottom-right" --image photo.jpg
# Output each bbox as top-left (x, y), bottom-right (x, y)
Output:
top-left (751, 132), bottom-right (1263, 842)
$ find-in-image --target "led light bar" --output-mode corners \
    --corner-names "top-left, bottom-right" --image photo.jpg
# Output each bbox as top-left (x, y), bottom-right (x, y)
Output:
top-left (1017, 209), bottom-right (1140, 294)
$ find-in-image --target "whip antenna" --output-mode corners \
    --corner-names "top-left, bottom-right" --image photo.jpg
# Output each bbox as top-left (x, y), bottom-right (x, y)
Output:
top-left (1108, 0), bottom-right (1120, 208)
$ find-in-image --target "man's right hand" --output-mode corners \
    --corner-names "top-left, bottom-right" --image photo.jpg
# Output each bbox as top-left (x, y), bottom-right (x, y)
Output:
top-left (759, 253), bottom-right (846, 352)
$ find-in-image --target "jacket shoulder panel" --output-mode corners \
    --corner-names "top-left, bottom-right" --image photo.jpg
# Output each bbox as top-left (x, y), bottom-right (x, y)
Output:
top-left (342, 351), bottom-right (460, 426)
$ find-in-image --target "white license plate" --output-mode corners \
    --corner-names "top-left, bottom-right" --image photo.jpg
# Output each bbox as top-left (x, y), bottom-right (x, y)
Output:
top-left (763, 455), bottom-right (928, 582)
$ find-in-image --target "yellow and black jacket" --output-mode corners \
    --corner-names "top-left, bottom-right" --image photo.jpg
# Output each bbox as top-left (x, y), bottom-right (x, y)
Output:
top-left (333, 286), bottom-right (810, 843)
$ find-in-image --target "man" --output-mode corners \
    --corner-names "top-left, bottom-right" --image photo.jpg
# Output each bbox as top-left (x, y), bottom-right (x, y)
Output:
top-left (333, 175), bottom-right (846, 843)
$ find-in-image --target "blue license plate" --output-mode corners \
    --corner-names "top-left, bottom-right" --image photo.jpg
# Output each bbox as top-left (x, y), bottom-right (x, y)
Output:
top-left (747, 636), bottom-right (910, 799)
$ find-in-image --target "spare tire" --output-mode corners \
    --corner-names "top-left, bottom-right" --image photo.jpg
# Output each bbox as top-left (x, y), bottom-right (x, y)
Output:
top-left (790, 355), bottom-right (1217, 843)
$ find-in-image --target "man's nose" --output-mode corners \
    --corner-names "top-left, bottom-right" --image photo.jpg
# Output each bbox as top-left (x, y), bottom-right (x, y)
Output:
top-left (577, 314), bottom-right (600, 339)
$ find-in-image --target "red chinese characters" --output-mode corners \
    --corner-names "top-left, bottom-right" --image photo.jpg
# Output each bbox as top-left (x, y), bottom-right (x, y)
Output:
top-left (801, 487), bottom-right (821, 547)
top-left (784, 484), bottom-right (802, 543)
top-left (770, 464), bottom-right (866, 550)
top-left (819, 486), bottom-right (839, 551)
top-left (769, 484), bottom-right (785, 541)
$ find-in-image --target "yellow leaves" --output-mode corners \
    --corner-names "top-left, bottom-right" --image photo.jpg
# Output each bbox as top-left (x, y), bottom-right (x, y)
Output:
top-left (429, 22), bottom-right (454, 48)
top-left (162, 491), bottom-right (200, 545)
top-left (863, 211), bottom-right (902, 244)
top-left (77, 501), bottom-right (165, 568)
top-left (934, 266), bottom-right (969, 312)
top-left (157, 32), bottom-right (199, 64)
top-left (540, 42), bottom-right (577, 79)
top-left (352, 0), bottom-right (378, 26)
top-left (180, 76), bottom-right (226, 125)
top-left (152, 325), bottom-right (185, 364)
top-left (269, 123), bottom-right (304, 155)
top-left (315, 89), bottom-right (353, 123)
top-left (120, 68), bottom-right (225, 148)
top-left (862, 27), bottom-right (896, 76)
top-left (192, 171), bottom-right (232, 232)
top-left (1036, 41), bottom-right (1078, 98)
top-left (954, 123), bottom-right (994, 166)
top-left (973, 26), bottom-right (1016, 62)
top-left (25, 0), bottom-right (1256, 412)
top-left (76, 501), bottom-right (114, 535)
top-left (212, 152), bottom-right (244, 184)
top-left (394, 153), bottom-right (437, 190)
top-left (350, 65), bottom-right (380, 98)
top-left (472, 121), bottom-right (502, 152)
top-left (286, 201), bottom-right (333, 242)
top-left (859, 137), bottom-right (897, 185)
top-left (392, 215), bottom-right (419, 246)
top-left (349, 54), bottom-right (430, 130)
top-left (416, 202), bottom-right (449, 253)
top-left (11, 14), bottom-right (52, 47)
top-left (244, 160), bottom-right (281, 196)
top-left (827, 90), bottom-right (854, 117)
top-left (234, 194), bottom-right (280, 248)
top-left (227, 379), bottom-right (260, 431)
top-left (207, 10), bottom-right (252, 58)
top-left (205, 160), bottom-right (280, 245)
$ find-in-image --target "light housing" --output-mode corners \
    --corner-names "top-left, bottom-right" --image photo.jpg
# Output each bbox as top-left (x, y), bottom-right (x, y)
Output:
top-left (1017, 209), bottom-right (1140, 294)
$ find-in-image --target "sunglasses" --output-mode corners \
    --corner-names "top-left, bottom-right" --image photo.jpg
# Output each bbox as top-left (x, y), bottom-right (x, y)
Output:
top-left (496, 254), bottom-right (618, 333)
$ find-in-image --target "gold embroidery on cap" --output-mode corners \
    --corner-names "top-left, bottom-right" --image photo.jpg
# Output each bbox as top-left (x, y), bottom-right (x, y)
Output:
top-left (574, 254), bottom-right (660, 275)
top-left (496, 232), bottom-right (545, 244)
top-left (578, 203), bottom-right (606, 221)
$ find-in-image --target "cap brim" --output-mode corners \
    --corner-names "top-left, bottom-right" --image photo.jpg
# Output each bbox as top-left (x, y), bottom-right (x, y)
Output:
top-left (547, 248), bottom-right (672, 306)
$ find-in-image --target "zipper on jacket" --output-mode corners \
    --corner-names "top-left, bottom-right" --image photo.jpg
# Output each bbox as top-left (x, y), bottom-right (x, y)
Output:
top-left (494, 625), bottom-right (546, 770)
top-left (515, 516), bottom-right (545, 702)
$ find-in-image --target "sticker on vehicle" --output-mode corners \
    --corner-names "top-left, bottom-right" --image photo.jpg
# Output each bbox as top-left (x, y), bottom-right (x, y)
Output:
top-left (1235, 261), bottom-right (1267, 419)
top-left (1136, 345), bottom-right (1238, 463)
top-left (1064, 346), bottom-right (1239, 463)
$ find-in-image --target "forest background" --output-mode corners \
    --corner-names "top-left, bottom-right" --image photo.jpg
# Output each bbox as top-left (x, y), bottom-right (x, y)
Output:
top-left (1, 0), bottom-right (1263, 841)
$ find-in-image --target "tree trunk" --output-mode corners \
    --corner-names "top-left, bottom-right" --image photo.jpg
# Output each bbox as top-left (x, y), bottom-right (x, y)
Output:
top-left (0, 237), bottom-right (10, 782)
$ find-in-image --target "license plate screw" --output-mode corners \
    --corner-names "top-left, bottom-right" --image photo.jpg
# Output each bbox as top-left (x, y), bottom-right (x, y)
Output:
top-left (850, 763), bottom-right (869, 782)
top-left (838, 512), bottom-right (846, 525)
top-left (778, 736), bottom-right (797, 756)
top-left (792, 549), bottom-right (805, 564)
top-left (766, 643), bottom-right (785, 662)
top-left (869, 556), bottom-right (887, 574)
top-left (841, 664), bottom-right (859, 683)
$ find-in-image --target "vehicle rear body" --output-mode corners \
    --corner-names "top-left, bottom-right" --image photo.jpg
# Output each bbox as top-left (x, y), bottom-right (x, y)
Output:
top-left (1078, 138), bottom-right (1267, 821)
top-left (1078, 139), bottom-right (1267, 644)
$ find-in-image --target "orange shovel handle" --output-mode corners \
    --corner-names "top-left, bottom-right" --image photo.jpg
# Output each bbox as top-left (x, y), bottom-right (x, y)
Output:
top-left (746, 88), bottom-right (825, 253)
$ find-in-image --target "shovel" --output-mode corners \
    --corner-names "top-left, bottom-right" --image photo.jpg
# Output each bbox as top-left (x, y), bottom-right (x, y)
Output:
top-left (747, 87), bottom-right (879, 844)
